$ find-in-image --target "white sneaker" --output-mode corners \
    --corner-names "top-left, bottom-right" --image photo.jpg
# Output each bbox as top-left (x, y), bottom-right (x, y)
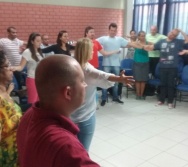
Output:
top-left (168, 103), bottom-right (174, 109)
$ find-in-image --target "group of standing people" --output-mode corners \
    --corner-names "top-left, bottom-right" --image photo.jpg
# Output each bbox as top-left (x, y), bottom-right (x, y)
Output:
top-left (126, 26), bottom-right (188, 109)
top-left (0, 24), bottom-right (134, 166)
top-left (1, 22), bottom-right (188, 167)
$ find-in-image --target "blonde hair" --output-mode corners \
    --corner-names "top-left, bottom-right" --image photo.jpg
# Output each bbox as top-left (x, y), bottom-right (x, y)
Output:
top-left (74, 38), bottom-right (93, 68)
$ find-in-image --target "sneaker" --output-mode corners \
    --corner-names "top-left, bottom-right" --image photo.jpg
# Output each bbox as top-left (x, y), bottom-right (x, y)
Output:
top-left (101, 100), bottom-right (106, 106)
top-left (168, 103), bottom-right (174, 109)
top-left (155, 101), bottom-right (164, 107)
top-left (113, 98), bottom-right (124, 104)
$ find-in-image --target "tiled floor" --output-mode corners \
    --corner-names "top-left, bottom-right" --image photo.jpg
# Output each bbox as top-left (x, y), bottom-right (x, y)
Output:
top-left (89, 89), bottom-right (188, 167)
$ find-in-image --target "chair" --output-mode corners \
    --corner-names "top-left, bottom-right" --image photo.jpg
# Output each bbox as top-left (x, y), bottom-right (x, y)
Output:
top-left (120, 58), bottom-right (135, 98)
top-left (120, 58), bottom-right (134, 76)
top-left (174, 65), bottom-right (188, 107)
top-left (178, 57), bottom-right (184, 78)
top-left (148, 62), bottom-right (161, 87)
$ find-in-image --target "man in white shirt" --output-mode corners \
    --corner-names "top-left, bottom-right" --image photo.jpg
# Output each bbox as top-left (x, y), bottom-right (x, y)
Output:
top-left (40, 34), bottom-right (54, 57)
top-left (0, 26), bottom-right (26, 90)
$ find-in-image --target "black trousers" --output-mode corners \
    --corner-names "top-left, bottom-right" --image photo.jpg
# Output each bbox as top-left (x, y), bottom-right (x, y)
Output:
top-left (159, 68), bottom-right (177, 103)
top-left (149, 57), bottom-right (160, 76)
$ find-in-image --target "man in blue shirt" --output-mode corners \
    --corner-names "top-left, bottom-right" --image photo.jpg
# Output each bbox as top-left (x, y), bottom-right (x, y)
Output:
top-left (97, 23), bottom-right (128, 106)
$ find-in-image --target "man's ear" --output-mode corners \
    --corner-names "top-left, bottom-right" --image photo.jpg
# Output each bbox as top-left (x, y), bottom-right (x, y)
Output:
top-left (64, 86), bottom-right (72, 101)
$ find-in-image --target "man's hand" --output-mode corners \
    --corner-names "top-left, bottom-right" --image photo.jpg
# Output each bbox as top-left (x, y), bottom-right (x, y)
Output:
top-left (179, 50), bottom-right (188, 55)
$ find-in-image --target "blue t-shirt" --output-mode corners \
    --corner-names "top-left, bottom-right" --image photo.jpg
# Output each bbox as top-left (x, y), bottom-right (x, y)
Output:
top-left (97, 36), bottom-right (128, 66)
top-left (154, 39), bottom-right (184, 68)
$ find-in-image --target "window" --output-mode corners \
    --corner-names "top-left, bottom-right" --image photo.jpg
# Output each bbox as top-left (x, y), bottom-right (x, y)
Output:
top-left (132, 0), bottom-right (188, 35)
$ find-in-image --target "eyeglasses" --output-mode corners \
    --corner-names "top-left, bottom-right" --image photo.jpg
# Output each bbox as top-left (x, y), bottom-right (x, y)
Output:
top-left (0, 62), bottom-right (12, 70)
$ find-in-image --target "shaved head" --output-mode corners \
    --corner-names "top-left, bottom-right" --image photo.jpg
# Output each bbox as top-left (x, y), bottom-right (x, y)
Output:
top-left (150, 26), bottom-right (158, 35)
top-left (35, 55), bottom-right (83, 102)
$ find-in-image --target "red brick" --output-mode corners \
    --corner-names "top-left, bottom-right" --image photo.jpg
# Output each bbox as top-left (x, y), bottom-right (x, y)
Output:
top-left (0, 2), bottom-right (124, 40)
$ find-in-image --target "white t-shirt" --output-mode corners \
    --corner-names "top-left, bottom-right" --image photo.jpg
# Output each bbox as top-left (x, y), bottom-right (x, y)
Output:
top-left (71, 63), bottom-right (114, 123)
top-left (0, 38), bottom-right (24, 66)
top-left (22, 49), bottom-right (43, 78)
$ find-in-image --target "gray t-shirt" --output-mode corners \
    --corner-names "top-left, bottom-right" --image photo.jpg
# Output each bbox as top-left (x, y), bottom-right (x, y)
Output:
top-left (154, 39), bottom-right (184, 68)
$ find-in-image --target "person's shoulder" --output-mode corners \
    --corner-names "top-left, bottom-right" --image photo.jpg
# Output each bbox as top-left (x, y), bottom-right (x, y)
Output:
top-left (157, 33), bottom-right (167, 39)
top-left (22, 48), bottom-right (32, 58)
top-left (0, 38), bottom-right (9, 43)
top-left (158, 38), bottom-right (166, 42)
top-left (22, 48), bottom-right (30, 54)
top-left (84, 63), bottom-right (94, 72)
top-left (117, 36), bottom-right (126, 40)
top-left (97, 36), bottom-right (107, 40)
top-left (93, 39), bottom-right (101, 45)
top-left (146, 33), bottom-right (152, 38)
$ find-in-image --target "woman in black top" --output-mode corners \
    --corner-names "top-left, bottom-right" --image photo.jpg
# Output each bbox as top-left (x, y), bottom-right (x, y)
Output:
top-left (42, 30), bottom-right (75, 56)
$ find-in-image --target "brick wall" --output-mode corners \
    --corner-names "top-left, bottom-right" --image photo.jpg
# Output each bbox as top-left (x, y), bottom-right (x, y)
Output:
top-left (0, 2), bottom-right (124, 42)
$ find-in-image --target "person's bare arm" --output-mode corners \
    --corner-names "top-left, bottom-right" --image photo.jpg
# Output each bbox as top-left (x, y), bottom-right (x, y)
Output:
top-left (6, 83), bottom-right (14, 95)
top-left (127, 42), bottom-right (143, 49)
top-left (178, 29), bottom-right (188, 43)
top-left (108, 71), bottom-right (134, 87)
top-left (12, 57), bottom-right (27, 71)
top-left (142, 45), bottom-right (155, 51)
top-left (99, 49), bottom-right (120, 56)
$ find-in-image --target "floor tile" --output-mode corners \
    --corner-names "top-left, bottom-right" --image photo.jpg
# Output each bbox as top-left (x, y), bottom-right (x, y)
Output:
top-left (167, 144), bottom-right (188, 161)
top-left (158, 129), bottom-right (188, 142)
top-left (137, 162), bottom-right (158, 167)
top-left (142, 136), bottom-right (177, 151)
top-left (106, 150), bottom-right (145, 167)
top-left (90, 141), bottom-right (121, 159)
top-left (148, 152), bottom-right (188, 167)
top-left (126, 143), bottom-right (162, 160)
top-left (107, 134), bottom-right (139, 150)
top-left (91, 88), bottom-right (188, 166)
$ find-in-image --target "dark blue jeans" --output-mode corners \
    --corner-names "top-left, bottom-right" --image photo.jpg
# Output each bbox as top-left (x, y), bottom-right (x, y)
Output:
top-left (159, 68), bottom-right (177, 103)
top-left (101, 66), bottom-right (120, 100)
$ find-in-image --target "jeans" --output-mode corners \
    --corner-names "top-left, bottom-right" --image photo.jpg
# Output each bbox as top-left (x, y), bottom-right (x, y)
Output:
top-left (102, 66), bottom-right (120, 100)
top-left (13, 71), bottom-right (23, 90)
top-left (77, 113), bottom-right (96, 151)
top-left (159, 68), bottom-right (177, 103)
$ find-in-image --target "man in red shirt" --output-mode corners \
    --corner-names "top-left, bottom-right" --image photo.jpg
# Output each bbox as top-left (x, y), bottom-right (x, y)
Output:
top-left (84, 26), bottom-right (119, 68)
top-left (17, 55), bottom-right (100, 167)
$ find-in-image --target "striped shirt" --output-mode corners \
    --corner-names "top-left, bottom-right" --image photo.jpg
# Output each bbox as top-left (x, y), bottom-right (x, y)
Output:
top-left (0, 38), bottom-right (24, 66)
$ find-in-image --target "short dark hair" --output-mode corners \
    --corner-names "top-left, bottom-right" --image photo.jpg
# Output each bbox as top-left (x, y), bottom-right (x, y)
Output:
top-left (41, 34), bottom-right (49, 40)
top-left (84, 26), bottom-right (94, 37)
top-left (7, 26), bottom-right (16, 33)
top-left (130, 30), bottom-right (136, 34)
top-left (138, 31), bottom-right (146, 36)
top-left (109, 23), bottom-right (117, 30)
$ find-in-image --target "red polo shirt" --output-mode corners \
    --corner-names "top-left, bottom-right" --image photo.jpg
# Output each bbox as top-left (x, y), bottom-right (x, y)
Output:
top-left (89, 40), bottom-right (102, 68)
top-left (17, 102), bottom-right (100, 167)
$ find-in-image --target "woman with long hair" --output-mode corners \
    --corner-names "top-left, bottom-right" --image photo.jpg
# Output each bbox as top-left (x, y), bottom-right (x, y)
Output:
top-left (42, 30), bottom-right (75, 56)
top-left (14, 32), bottom-right (43, 104)
top-left (0, 51), bottom-right (22, 166)
top-left (71, 38), bottom-right (134, 151)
